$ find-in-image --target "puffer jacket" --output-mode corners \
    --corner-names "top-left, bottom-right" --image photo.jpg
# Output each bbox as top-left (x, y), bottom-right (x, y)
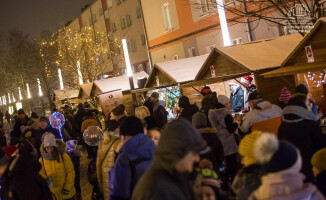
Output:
top-left (96, 131), bottom-right (120, 200)
top-left (109, 134), bottom-right (155, 200)
top-left (81, 116), bottom-right (101, 133)
top-left (239, 101), bottom-right (282, 135)
top-left (249, 171), bottom-right (325, 200)
top-left (209, 108), bottom-right (238, 156)
top-left (39, 140), bottom-right (76, 200)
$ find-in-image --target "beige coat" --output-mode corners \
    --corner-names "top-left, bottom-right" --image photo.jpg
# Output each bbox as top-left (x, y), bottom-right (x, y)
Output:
top-left (249, 171), bottom-right (325, 200)
top-left (96, 131), bottom-right (121, 200)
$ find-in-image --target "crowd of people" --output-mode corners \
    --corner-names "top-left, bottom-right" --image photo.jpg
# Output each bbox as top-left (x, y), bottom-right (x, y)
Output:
top-left (0, 81), bottom-right (326, 200)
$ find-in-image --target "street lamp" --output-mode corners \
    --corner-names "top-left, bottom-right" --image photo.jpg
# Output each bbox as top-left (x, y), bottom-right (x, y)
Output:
top-left (8, 93), bottom-right (11, 104)
top-left (37, 78), bottom-right (43, 96)
top-left (77, 61), bottom-right (84, 85)
top-left (122, 38), bottom-right (136, 103)
top-left (12, 93), bottom-right (16, 103)
top-left (18, 87), bottom-right (23, 100)
top-left (26, 84), bottom-right (31, 99)
top-left (216, 0), bottom-right (231, 46)
top-left (58, 68), bottom-right (64, 90)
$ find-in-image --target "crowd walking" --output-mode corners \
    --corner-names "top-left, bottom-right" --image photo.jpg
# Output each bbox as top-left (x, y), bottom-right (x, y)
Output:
top-left (0, 83), bottom-right (326, 200)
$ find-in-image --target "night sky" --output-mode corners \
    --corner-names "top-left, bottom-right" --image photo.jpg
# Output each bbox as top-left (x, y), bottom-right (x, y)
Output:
top-left (0, 0), bottom-right (95, 39)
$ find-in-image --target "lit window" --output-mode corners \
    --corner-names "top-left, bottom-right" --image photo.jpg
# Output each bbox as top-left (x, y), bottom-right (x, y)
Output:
top-left (120, 17), bottom-right (126, 30)
top-left (162, 3), bottom-right (173, 31)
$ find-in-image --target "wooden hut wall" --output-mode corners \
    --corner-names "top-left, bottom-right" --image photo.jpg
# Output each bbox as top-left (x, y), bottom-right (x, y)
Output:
top-left (255, 71), bottom-right (296, 105)
top-left (147, 69), bottom-right (176, 88)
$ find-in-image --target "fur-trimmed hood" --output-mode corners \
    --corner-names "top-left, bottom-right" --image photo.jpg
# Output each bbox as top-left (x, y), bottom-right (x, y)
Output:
top-left (40, 139), bottom-right (67, 160)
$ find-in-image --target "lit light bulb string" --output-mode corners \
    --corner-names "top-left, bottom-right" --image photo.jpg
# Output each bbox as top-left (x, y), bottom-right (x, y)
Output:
top-left (307, 71), bottom-right (326, 88)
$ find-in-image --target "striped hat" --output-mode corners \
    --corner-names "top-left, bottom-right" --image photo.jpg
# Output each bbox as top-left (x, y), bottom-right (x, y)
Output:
top-left (279, 88), bottom-right (291, 103)
top-left (239, 131), bottom-right (262, 159)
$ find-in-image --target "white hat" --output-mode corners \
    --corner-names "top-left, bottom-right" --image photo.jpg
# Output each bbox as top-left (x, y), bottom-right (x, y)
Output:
top-left (217, 95), bottom-right (230, 106)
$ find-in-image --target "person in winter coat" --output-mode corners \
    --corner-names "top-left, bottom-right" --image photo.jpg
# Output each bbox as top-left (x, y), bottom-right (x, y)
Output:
top-left (64, 110), bottom-right (79, 140)
top-left (0, 147), bottom-right (53, 200)
top-left (66, 140), bottom-right (82, 200)
top-left (249, 133), bottom-right (325, 200)
top-left (132, 118), bottom-right (208, 200)
top-left (208, 95), bottom-right (239, 184)
top-left (109, 117), bottom-right (155, 200)
top-left (150, 92), bottom-right (167, 128)
top-left (135, 106), bottom-right (157, 130)
top-left (35, 117), bottom-right (61, 156)
top-left (81, 111), bottom-right (101, 159)
top-left (228, 80), bottom-right (244, 113)
top-left (200, 93), bottom-right (225, 127)
top-left (178, 96), bottom-right (199, 123)
top-left (110, 104), bottom-right (127, 124)
top-left (11, 109), bottom-right (30, 139)
top-left (74, 103), bottom-right (86, 136)
top-left (192, 112), bottom-right (224, 173)
top-left (239, 91), bottom-right (282, 136)
top-left (39, 133), bottom-right (76, 200)
top-left (20, 126), bottom-right (35, 146)
top-left (96, 120), bottom-right (121, 200)
top-left (278, 84), bottom-right (326, 182)
top-left (311, 148), bottom-right (326, 197)
top-left (232, 131), bottom-right (265, 200)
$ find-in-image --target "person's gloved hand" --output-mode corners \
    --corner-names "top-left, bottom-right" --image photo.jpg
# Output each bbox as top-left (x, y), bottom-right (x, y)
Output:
top-left (61, 189), bottom-right (69, 195)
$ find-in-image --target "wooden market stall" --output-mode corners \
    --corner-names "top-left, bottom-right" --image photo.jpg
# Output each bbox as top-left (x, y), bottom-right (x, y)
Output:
top-left (143, 54), bottom-right (208, 118)
top-left (78, 82), bottom-right (93, 100)
top-left (90, 71), bottom-right (149, 116)
top-left (262, 18), bottom-right (326, 108)
top-left (183, 33), bottom-right (303, 105)
top-left (53, 88), bottom-right (80, 108)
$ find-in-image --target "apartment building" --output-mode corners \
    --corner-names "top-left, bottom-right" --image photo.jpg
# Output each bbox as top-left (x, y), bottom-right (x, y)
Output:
top-left (140, 0), bottom-right (284, 64)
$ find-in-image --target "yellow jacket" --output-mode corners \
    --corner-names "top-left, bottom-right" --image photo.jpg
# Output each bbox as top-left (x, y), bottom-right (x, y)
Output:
top-left (81, 116), bottom-right (101, 133)
top-left (39, 140), bottom-right (76, 200)
top-left (96, 131), bottom-right (121, 200)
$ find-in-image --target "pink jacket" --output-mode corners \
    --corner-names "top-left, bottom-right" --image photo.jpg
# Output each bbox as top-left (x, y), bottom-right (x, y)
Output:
top-left (249, 171), bottom-right (325, 200)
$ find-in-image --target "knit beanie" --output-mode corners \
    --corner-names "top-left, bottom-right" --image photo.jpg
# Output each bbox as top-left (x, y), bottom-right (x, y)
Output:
top-left (295, 84), bottom-right (309, 96)
top-left (66, 140), bottom-right (78, 151)
top-left (254, 133), bottom-right (301, 173)
top-left (43, 133), bottom-right (56, 148)
top-left (201, 86), bottom-right (212, 96)
top-left (217, 95), bottom-right (230, 106)
top-left (239, 131), bottom-right (262, 159)
top-left (120, 116), bottom-right (144, 136)
top-left (40, 116), bottom-right (49, 124)
top-left (178, 96), bottom-right (190, 108)
top-left (192, 112), bottom-right (207, 129)
top-left (279, 88), bottom-right (291, 103)
top-left (311, 148), bottom-right (326, 171)
top-left (198, 159), bottom-right (220, 188)
top-left (150, 92), bottom-right (159, 99)
top-left (0, 148), bottom-right (9, 167)
top-left (18, 109), bottom-right (25, 115)
top-left (2, 146), bottom-right (17, 158)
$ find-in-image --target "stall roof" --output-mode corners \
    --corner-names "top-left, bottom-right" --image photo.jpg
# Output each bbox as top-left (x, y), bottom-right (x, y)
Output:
top-left (78, 82), bottom-right (93, 98)
top-left (92, 71), bottom-right (148, 96)
top-left (145, 54), bottom-right (209, 87)
top-left (262, 18), bottom-right (326, 78)
top-left (216, 33), bottom-right (303, 71)
top-left (53, 88), bottom-right (79, 101)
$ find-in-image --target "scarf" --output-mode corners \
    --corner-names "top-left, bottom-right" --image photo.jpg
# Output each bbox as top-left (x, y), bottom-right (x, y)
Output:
top-left (282, 105), bottom-right (316, 123)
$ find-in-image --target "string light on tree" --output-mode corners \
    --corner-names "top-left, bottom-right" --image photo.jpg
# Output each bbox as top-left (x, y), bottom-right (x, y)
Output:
top-left (37, 78), bottom-right (43, 96)
top-left (8, 93), bottom-right (11, 104)
top-left (12, 94), bottom-right (16, 103)
top-left (18, 87), bottom-right (23, 100)
top-left (58, 68), bottom-right (64, 90)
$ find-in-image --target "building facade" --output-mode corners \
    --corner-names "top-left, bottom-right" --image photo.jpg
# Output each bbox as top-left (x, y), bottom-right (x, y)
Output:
top-left (140, 0), bottom-right (284, 64)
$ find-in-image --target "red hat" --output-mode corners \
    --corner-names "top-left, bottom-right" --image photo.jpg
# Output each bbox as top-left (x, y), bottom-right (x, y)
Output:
top-left (201, 86), bottom-right (212, 96)
top-left (227, 79), bottom-right (239, 86)
top-left (241, 76), bottom-right (253, 85)
top-left (3, 146), bottom-right (18, 158)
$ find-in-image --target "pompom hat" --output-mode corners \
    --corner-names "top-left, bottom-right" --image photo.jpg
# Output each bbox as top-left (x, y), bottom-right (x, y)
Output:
top-left (279, 87), bottom-right (291, 103)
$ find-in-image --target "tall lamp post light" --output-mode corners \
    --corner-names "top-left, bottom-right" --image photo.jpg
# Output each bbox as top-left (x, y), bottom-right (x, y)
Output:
top-left (122, 38), bottom-right (136, 104)
top-left (37, 78), bottom-right (46, 116)
top-left (58, 68), bottom-right (64, 90)
top-left (216, 0), bottom-right (231, 47)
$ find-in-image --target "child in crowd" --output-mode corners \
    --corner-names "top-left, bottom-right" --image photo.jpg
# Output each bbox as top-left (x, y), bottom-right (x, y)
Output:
top-left (147, 128), bottom-right (161, 146)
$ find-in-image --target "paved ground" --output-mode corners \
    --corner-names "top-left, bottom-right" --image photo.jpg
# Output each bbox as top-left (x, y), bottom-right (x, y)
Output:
top-left (80, 148), bottom-right (93, 200)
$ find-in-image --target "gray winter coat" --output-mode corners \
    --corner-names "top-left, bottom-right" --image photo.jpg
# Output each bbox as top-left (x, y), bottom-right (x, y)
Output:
top-left (208, 108), bottom-right (238, 156)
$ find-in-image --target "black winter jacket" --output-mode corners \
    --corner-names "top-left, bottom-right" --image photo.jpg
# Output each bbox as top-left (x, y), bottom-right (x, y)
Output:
top-left (179, 104), bottom-right (199, 123)
top-left (152, 100), bottom-right (167, 128)
top-left (278, 104), bottom-right (326, 182)
top-left (315, 170), bottom-right (326, 198)
top-left (0, 152), bottom-right (53, 200)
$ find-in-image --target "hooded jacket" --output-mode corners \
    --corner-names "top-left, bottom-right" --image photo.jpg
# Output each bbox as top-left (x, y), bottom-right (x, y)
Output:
top-left (81, 116), bottom-right (101, 133)
top-left (132, 119), bottom-right (206, 200)
top-left (0, 152), bottom-right (53, 200)
top-left (39, 139), bottom-right (76, 200)
top-left (239, 101), bottom-right (282, 135)
top-left (230, 86), bottom-right (244, 112)
top-left (35, 124), bottom-right (61, 156)
top-left (109, 134), bottom-right (155, 200)
top-left (152, 100), bottom-right (167, 128)
top-left (96, 131), bottom-right (121, 200)
top-left (249, 171), bottom-right (325, 200)
top-left (209, 108), bottom-right (238, 156)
